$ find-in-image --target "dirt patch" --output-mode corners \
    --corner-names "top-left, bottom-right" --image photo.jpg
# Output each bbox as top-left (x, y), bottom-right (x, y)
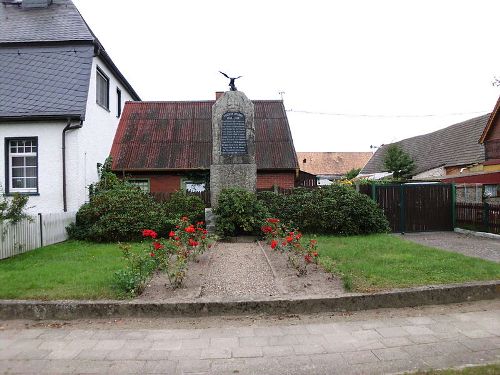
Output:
top-left (135, 241), bottom-right (343, 302)
top-left (260, 242), bottom-right (344, 298)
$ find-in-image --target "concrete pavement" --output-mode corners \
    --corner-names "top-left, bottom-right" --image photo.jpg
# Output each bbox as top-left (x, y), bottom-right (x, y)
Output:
top-left (0, 300), bottom-right (499, 374)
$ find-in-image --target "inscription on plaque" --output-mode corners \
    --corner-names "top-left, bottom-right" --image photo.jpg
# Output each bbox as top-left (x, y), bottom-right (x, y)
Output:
top-left (221, 112), bottom-right (247, 154)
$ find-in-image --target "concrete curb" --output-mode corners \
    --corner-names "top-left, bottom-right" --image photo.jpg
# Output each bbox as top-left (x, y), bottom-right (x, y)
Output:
top-left (455, 227), bottom-right (500, 240)
top-left (0, 281), bottom-right (498, 320)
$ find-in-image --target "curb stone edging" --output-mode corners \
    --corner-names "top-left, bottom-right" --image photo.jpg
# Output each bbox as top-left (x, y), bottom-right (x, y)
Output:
top-left (0, 281), bottom-right (498, 320)
top-left (455, 227), bottom-right (500, 240)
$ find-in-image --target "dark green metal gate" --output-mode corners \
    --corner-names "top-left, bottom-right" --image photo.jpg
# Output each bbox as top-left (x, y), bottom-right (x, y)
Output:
top-left (365, 184), bottom-right (454, 233)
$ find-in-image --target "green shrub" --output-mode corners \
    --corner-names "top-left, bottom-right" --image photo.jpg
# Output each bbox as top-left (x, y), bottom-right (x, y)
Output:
top-left (67, 185), bottom-right (165, 242)
top-left (161, 191), bottom-right (205, 230)
top-left (112, 243), bottom-right (157, 298)
top-left (215, 188), bottom-right (269, 237)
top-left (258, 185), bottom-right (389, 235)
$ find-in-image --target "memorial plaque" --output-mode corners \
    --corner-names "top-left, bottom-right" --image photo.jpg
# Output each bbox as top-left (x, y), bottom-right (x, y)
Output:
top-left (221, 112), bottom-right (247, 154)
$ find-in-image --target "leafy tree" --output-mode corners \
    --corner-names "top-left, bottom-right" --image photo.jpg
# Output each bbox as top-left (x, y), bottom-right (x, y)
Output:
top-left (383, 144), bottom-right (415, 179)
top-left (344, 168), bottom-right (361, 180)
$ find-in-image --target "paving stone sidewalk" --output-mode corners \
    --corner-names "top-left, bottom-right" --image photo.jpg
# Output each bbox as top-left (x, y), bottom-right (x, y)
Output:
top-left (396, 231), bottom-right (500, 262)
top-left (0, 300), bottom-right (499, 374)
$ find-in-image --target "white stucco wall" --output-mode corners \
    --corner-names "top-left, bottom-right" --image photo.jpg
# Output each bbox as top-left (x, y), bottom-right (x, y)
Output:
top-left (412, 166), bottom-right (446, 180)
top-left (0, 122), bottom-right (68, 213)
top-left (66, 56), bottom-right (135, 212)
top-left (0, 56), bottom-right (136, 214)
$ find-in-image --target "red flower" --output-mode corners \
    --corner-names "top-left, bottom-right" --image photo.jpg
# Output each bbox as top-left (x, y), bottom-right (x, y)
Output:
top-left (150, 252), bottom-right (155, 257)
top-left (304, 254), bottom-right (312, 263)
top-left (282, 241), bottom-right (287, 246)
top-left (203, 229), bottom-right (208, 234)
top-left (181, 216), bottom-right (189, 222)
top-left (312, 252), bottom-right (319, 257)
top-left (270, 240), bottom-right (278, 249)
top-left (142, 229), bottom-right (158, 238)
top-left (310, 239), bottom-right (318, 245)
top-left (174, 236), bottom-right (180, 241)
top-left (188, 238), bottom-right (199, 247)
top-left (197, 221), bottom-right (205, 225)
top-left (201, 235), bottom-right (206, 240)
top-left (153, 242), bottom-right (163, 250)
top-left (169, 231), bottom-right (176, 238)
top-left (261, 226), bottom-right (273, 233)
top-left (185, 225), bottom-right (196, 233)
top-left (295, 233), bottom-right (302, 240)
top-left (286, 236), bottom-right (293, 243)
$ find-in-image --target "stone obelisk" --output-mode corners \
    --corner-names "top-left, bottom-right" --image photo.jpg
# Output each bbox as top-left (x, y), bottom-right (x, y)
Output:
top-left (209, 90), bottom-right (257, 208)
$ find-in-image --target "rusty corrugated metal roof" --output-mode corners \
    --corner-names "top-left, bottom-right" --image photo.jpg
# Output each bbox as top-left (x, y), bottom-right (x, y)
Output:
top-left (111, 100), bottom-right (299, 171)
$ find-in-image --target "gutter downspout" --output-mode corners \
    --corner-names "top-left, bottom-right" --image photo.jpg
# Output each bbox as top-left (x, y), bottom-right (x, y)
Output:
top-left (62, 119), bottom-right (83, 212)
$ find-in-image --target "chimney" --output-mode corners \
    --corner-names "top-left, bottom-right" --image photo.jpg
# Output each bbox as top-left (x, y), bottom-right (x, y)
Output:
top-left (22, 0), bottom-right (52, 8)
top-left (215, 91), bottom-right (224, 100)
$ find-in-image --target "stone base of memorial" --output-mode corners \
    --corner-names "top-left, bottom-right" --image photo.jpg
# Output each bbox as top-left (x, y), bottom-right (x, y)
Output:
top-left (209, 164), bottom-right (257, 208)
top-left (209, 90), bottom-right (257, 209)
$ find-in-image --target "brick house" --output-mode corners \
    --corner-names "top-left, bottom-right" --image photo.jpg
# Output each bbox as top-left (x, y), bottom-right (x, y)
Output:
top-left (110, 97), bottom-right (300, 197)
top-left (297, 152), bottom-right (372, 184)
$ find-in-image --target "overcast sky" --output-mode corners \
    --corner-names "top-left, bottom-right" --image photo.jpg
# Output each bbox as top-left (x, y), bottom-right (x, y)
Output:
top-left (74, 0), bottom-right (500, 152)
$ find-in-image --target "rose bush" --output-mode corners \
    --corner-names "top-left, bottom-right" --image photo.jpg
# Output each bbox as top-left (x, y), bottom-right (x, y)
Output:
top-left (262, 218), bottom-right (319, 276)
top-left (112, 217), bottom-right (215, 296)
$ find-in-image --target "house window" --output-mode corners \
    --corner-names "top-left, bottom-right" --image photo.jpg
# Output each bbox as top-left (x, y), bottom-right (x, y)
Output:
top-left (6, 138), bottom-right (38, 194)
top-left (484, 185), bottom-right (498, 198)
top-left (128, 179), bottom-right (150, 193)
top-left (116, 88), bottom-right (122, 117)
top-left (96, 67), bottom-right (109, 110)
top-left (184, 181), bottom-right (206, 193)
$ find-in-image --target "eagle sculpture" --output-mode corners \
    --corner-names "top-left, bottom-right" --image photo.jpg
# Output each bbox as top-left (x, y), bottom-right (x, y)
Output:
top-left (219, 71), bottom-right (242, 91)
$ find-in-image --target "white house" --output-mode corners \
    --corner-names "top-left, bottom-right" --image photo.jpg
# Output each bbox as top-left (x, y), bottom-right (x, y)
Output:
top-left (0, 0), bottom-right (140, 214)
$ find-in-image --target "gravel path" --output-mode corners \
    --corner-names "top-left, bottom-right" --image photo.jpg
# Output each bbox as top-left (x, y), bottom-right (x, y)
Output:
top-left (396, 232), bottom-right (500, 262)
top-left (200, 242), bottom-right (281, 299)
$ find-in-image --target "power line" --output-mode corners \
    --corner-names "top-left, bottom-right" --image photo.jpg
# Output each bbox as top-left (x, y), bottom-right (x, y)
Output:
top-left (285, 109), bottom-right (489, 119)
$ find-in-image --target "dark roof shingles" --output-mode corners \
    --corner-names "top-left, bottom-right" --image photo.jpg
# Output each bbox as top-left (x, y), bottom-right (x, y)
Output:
top-left (361, 114), bottom-right (489, 175)
top-left (111, 101), bottom-right (299, 171)
top-left (0, 45), bottom-right (93, 118)
top-left (0, 0), bottom-right (93, 43)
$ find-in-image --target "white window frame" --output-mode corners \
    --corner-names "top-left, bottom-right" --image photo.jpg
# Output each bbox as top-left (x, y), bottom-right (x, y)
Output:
top-left (182, 180), bottom-right (206, 193)
top-left (128, 179), bottom-right (150, 193)
top-left (96, 67), bottom-right (109, 110)
top-left (7, 138), bottom-right (38, 194)
top-left (484, 185), bottom-right (498, 198)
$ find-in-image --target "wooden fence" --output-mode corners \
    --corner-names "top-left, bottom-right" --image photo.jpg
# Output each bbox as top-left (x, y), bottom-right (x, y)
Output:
top-left (359, 184), bottom-right (454, 233)
top-left (455, 202), bottom-right (500, 234)
top-left (0, 211), bottom-right (76, 260)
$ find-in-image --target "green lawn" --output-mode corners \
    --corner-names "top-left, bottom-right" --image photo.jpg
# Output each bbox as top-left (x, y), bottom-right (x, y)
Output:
top-left (0, 241), bottom-right (141, 300)
top-left (1, 235), bottom-right (500, 300)
top-left (317, 234), bottom-right (500, 292)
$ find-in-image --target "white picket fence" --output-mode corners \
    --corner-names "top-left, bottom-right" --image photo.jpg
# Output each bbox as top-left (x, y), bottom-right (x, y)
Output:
top-left (0, 212), bottom-right (76, 260)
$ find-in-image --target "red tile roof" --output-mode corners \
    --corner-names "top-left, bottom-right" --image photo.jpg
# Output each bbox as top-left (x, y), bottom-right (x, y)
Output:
top-left (297, 152), bottom-right (373, 176)
top-left (111, 101), bottom-right (299, 171)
